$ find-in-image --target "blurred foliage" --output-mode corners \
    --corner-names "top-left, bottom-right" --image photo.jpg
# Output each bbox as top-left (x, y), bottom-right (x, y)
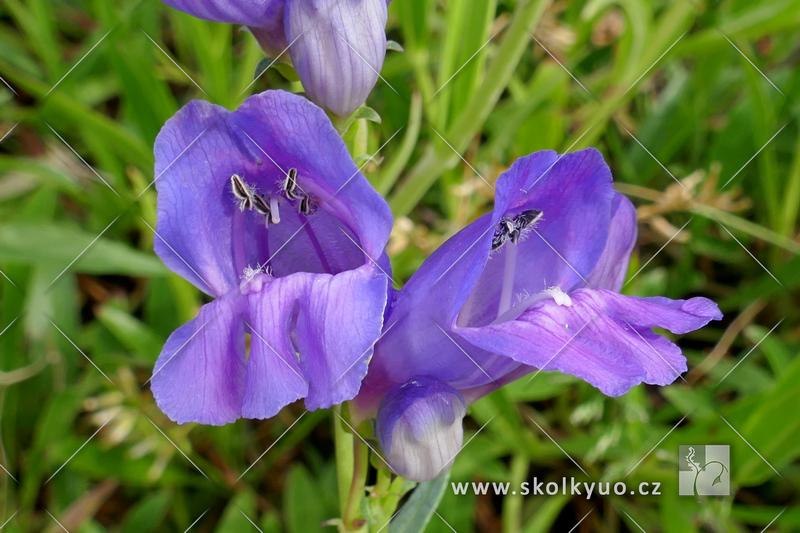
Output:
top-left (0, 0), bottom-right (799, 531)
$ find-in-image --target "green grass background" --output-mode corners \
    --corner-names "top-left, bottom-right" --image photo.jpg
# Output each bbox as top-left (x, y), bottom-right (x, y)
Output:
top-left (0, 0), bottom-right (799, 531)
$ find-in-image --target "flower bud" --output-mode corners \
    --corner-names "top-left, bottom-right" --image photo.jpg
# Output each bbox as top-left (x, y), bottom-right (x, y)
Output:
top-left (376, 377), bottom-right (467, 482)
top-left (285, 0), bottom-right (388, 117)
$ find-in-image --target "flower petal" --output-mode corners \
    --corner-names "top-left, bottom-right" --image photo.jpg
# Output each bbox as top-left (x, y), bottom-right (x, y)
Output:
top-left (462, 149), bottom-right (615, 327)
top-left (160, 0), bottom-right (284, 28)
top-left (151, 295), bottom-right (245, 425)
top-left (243, 263), bottom-right (388, 413)
top-left (456, 288), bottom-right (722, 396)
top-left (284, 0), bottom-right (388, 116)
top-left (154, 100), bottom-right (244, 297)
top-left (586, 193), bottom-right (637, 291)
top-left (241, 278), bottom-right (309, 419)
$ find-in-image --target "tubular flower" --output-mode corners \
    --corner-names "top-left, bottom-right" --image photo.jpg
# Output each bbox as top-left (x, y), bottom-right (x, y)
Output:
top-left (355, 148), bottom-right (722, 481)
top-left (151, 90), bottom-right (393, 425)
top-left (160, 0), bottom-right (389, 117)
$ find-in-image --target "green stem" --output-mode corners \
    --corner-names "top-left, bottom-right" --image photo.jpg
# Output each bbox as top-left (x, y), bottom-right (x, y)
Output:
top-left (388, 0), bottom-right (550, 217)
top-left (343, 436), bottom-right (369, 532)
top-left (334, 405), bottom-right (355, 520)
top-left (354, 119), bottom-right (369, 158)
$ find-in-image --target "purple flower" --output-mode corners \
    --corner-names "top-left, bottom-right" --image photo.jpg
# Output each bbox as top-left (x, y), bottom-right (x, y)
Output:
top-left (151, 90), bottom-right (393, 425)
top-left (161, 0), bottom-right (389, 117)
top-left (355, 148), bottom-right (722, 481)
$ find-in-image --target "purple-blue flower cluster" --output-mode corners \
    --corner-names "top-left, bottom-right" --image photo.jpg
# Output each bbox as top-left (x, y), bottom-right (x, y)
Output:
top-left (150, 0), bottom-right (722, 484)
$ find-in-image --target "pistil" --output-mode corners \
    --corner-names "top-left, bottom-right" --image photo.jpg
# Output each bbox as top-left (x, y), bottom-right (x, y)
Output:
top-left (497, 242), bottom-right (518, 317)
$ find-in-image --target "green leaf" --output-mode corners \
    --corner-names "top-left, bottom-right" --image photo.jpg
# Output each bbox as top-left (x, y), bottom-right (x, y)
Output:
top-left (215, 491), bottom-right (258, 532)
top-left (351, 105), bottom-right (382, 124)
top-left (253, 57), bottom-right (273, 80)
top-left (0, 222), bottom-right (168, 277)
top-left (386, 40), bottom-right (405, 52)
top-left (521, 494), bottom-right (570, 533)
top-left (733, 351), bottom-right (800, 485)
top-left (389, 471), bottom-right (450, 533)
top-left (254, 56), bottom-right (299, 83)
top-left (285, 465), bottom-right (330, 532)
top-left (333, 105), bottom-right (382, 135)
top-left (97, 304), bottom-right (165, 363)
top-left (122, 491), bottom-right (172, 533)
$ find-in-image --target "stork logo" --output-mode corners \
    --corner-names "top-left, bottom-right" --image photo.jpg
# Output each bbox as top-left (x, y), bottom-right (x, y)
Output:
top-left (679, 445), bottom-right (730, 498)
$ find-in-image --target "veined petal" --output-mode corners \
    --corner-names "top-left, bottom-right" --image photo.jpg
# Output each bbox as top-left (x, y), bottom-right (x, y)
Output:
top-left (294, 264), bottom-right (389, 409)
top-left (285, 0), bottom-right (388, 116)
top-left (456, 288), bottom-right (721, 396)
top-left (586, 193), bottom-right (637, 291)
top-left (241, 276), bottom-right (308, 420)
top-left (242, 262), bottom-right (388, 414)
top-left (161, 0), bottom-right (284, 27)
top-left (154, 100), bottom-right (243, 297)
top-left (151, 295), bottom-right (246, 425)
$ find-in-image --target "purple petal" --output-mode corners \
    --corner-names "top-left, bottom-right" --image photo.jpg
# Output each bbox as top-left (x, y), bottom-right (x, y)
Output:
top-left (284, 0), bottom-right (388, 116)
top-left (154, 100), bottom-right (242, 297)
top-left (461, 149), bottom-right (615, 327)
top-left (583, 289), bottom-right (723, 334)
top-left (586, 193), bottom-right (637, 291)
top-left (151, 295), bottom-right (245, 425)
top-left (241, 276), bottom-right (309, 419)
top-left (242, 264), bottom-right (388, 413)
top-left (456, 288), bottom-right (722, 396)
top-left (247, 24), bottom-right (290, 58)
top-left (161, 0), bottom-right (284, 28)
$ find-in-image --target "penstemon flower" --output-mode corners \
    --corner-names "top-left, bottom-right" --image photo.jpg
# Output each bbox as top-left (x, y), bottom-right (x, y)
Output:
top-left (355, 148), bottom-right (722, 481)
top-left (160, 0), bottom-right (389, 117)
top-left (151, 90), bottom-right (393, 425)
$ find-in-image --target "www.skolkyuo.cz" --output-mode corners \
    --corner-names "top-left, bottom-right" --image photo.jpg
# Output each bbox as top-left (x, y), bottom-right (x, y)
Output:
top-left (451, 478), bottom-right (662, 499)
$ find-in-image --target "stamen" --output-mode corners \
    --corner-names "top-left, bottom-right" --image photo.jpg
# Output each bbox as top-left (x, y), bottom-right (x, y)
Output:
top-left (251, 194), bottom-right (271, 228)
top-left (299, 194), bottom-right (318, 216)
top-left (269, 195), bottom-right (281, 224)
top-left (283, 168), bottom-right (302, 200)
top-left (230, 174), bottom-right (254, 211)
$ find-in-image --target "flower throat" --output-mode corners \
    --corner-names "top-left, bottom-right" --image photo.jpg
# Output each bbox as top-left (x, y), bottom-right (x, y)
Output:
top-left (230, 170), bottom-right (322, 276)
